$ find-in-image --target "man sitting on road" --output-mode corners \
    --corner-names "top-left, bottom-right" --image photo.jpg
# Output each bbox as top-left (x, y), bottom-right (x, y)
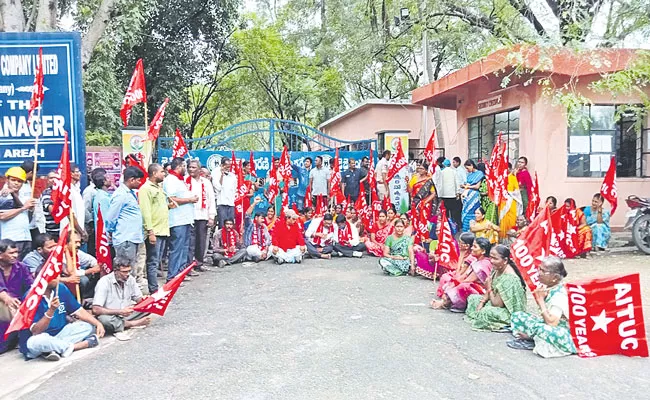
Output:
top-left (22, 234), bottom-right (57, 275)
top-left (332, 215), bottom-right (365, 258)
top-left (243, 198), bottom-right (272, 263)
top-left (0, 239), bottom-right (34, 354)
top-left (270, 209), bottom-right (306, 264)
top-left (212, 218), bottom-right (248, 268)
top-left (19, 265), bottom-right (105, 361)
top-left (92, 258), bottom-right (151, 341)
top-left (304, 213), bottom-right (334, 260)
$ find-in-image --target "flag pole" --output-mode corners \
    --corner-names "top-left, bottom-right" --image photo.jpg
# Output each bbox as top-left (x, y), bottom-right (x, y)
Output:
top-left (69, 211), bottom-right (81, 302)
top-left (30, 108), bottom-right (42, 196)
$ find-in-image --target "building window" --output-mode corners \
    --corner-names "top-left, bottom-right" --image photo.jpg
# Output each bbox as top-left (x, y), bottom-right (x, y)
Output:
top-left (567, 105), bottom-right (647, 178)
top-left (468, 108), bottom-right (520, 164)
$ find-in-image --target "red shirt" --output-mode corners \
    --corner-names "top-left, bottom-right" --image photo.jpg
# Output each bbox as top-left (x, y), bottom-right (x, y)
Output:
top-left (272, 220), bottom-right (305, 251)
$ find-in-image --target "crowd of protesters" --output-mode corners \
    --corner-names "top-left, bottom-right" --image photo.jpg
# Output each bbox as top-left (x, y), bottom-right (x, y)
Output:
top-left (0, 150), bottom-right (612, 360)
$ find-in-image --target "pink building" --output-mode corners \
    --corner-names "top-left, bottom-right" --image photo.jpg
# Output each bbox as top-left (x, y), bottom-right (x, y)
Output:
top-left (412, 45), bottom-right (650, 228)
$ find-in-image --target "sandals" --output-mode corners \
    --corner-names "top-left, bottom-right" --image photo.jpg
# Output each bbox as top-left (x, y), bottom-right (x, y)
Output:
top-left (506, 338), bottom-right (535, 351)
top-left (85, 334), bottom-right (99, 348)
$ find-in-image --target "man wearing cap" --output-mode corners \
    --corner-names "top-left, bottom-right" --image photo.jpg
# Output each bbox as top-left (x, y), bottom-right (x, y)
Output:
top-left (270, 209), bottom-right (306, 264)
top-left (0, 167), bottom-right (37, 260)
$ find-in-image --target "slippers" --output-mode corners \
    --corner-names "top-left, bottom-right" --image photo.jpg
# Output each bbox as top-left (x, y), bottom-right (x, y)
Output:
top-left (449, 308), bottom-right (465, 313)
top-left (85, 334), bottom-right (99, 348)
top-left (506, 338), bottom-right (535, 351)
top-left (494, 326), bottom-right (512, 333)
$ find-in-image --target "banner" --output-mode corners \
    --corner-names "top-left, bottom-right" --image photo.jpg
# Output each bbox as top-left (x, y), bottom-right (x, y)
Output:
top-left (0, 32), bottom-right (86, 178)
top-left (567, 274), bottom-right (648, 358)
top-left (122, 127), bottom-right (152, 163)
top-left (134, 262), bottom-right (196, 316)
top-left (86, 146), bottom-right (122, 188)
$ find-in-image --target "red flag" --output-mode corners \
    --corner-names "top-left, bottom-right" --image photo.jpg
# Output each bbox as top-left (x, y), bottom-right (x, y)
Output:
top-left (567, 274), bottom-right (648, 358)
top-left (95, 207), bottom-right (112, 275)
top-left (278, 146), bottom-right (293, 183)
top-left (435, 204), bottom-right (459, 269)
top-left (281, 189), bottom-right (289, 213)
top-left (124, 153), bottom-right (148, 187)
top-left (234, 160), bottom-right (249, 231)
top-left (382, 192), bottom-right (392, 211)
top-left (511, 206), bottom-right (553, 292)
top-left (330, 149), bottom-right (343, 201)
top-left (367, 148), bottom-right (377, 193)
top-left (133, 262), bottom-right (196, 316)
top-left (304, 185), bottom-right (313, 208)
top-left (549, 209), bottom-right (569, 259)
top-left (486, 133), bottom-right (503, 201)
top-left (230, 151), bottom-right (237, 173)
top-left (28, 47), bottom-right (44, 125)
top-left (249, 151), bottom-right (257, 178)
top-left (4, 226), bottom-right (69, 339)
top-left (559, 207), bottom-right (581, 258)
top-left (386, 140), bottom-right (407, 182)
top-left (600, 156), bottom-right (618, 215)
top-left (414, 200), bottom-right (432, 243)
top-left (315, 195), bottom-right (325, 217)
top-left (146, 98), bottom-right (169, 141)
top-left (120, 58), bottom-right (147, 127)
top-left (51, 132), bottom-right (72, 224)
top-left (525, 171), bottom-right (540, 220)
top-left (423, 129), bottom-right (436, 175)
top-left (172, 128), bottom-right (188, 158)
top-left (355, 186), bottom-right (371, 228)
top-left (266, 162), bottom-right (279, 204)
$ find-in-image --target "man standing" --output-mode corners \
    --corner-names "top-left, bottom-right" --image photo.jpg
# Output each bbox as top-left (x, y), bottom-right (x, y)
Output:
top-left (20, 160), bottom-right (44, 241)
top-left (139, 163), bottom-right (170, 294)
top-left (62, 163), bottom-right (87, 241)
top-left (360, 157), bottom-right (370, 203)
top-left (164, 158), bottom-right (198, 281)
top-left (212, 157), bottom-right (237, 229)
top-left (212, 219), bottom-right (248, 268)
top-left (92, 258), bottom-right (151, 341)
top-left (332, 215), bottom-right (365, 258)
top-left (515, 156), bottom-right (533, 212)
top-left (309, 156), bottom-right (330, 205)
top-left (105, 167), bottom-right (146, 288)
top-left (0, 239), bottom-right (34, 353)
top-left (291, 157), bottom-right (312, 210)
top-left (0, 167), bottom-right (36, 260)
top-left (187, 160), bottom-right (216, 272)
top-left (22, 234), bottom-right (57, 275)
top-left (41, 171), bottom-right (61, 240)
top-left (375, 150), bottom-right (391, 201)
top-left (270, 209), bottom-right (306, 264)
top-left (243, 198), bottom-right (271, 262)
top-left (452, 157), bottom-right (467, 186)
top-left (439, 158), bottom-right (463, 226)
top-left (82, 168), bottom-right (107, 256)
top-left (304, 213), bottom-right (334, 260)
top-left (341, 158), bottom-right (363, 203)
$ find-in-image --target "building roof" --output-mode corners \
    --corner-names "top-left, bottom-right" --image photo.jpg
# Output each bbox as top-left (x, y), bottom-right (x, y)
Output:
top-left (318, 99), bottom-right (419, 129)
top-left (412, 45), bottom-right (639, 109)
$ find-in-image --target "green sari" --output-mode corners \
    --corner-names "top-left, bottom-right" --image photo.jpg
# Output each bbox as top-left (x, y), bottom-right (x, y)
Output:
top-left (465, 271), bottom-right (527, 331)
top-left (479, 180), bottom-right (498, 225)
top-left (378, 234), bottom-right (413, 276)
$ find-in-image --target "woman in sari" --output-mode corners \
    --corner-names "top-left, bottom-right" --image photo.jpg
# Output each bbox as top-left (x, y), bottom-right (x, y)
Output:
top-left (470, 207), bottom-right (499, 244)
top-left (364, 210), bottom-right (394, 257)
top-left (409, 163), bottom-right (435, 211)
top-left (465, 245), bottom-right (527, 331)
top-left (499, 164), bottom-right (523, 238)
top-left (431, 237), bottom-right (492, 311)
top-left (583, 193), bottom-right (610, 251)
top-left (379, 219), bottom-right (415, 276)
top-left (477, 163), bottom-right (498, 225)
top-left (460, 160), bottom-right (485, 232)
top-left (265, 206), bottom-right (278, 235)
top-left (508, 256), bottom-right (576, 358)
top-left (564, 198), bottom-right (592, 256)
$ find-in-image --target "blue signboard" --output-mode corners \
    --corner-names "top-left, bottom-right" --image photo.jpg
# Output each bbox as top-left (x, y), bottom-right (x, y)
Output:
top-left (0, 32), bottom-right (86, 179)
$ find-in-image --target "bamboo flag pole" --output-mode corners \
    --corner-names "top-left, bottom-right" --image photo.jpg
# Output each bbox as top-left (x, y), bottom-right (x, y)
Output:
top-left (69, 211), bottom-right (81, 302)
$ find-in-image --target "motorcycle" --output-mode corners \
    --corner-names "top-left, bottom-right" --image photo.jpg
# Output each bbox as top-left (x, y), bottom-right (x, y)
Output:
top-left (624, 195), bottom-right (650, 255)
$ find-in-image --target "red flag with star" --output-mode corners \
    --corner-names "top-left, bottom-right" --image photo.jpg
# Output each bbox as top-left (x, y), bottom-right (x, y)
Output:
top-left (134, 262), bottom-right (196, 316)
top-left (600, 156), bottom-right (618, 215)
top-left (28, 47), bottom-right (44, 126)
top-left (511, 206), bottom-right (553, 292)
top-left (567, 273), bottom-right (648, 358)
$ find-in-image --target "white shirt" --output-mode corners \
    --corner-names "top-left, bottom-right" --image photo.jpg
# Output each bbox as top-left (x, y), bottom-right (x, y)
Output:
top-left (439, 167), bottom-right (463, 198)
top-left (188, 176), bottom-right (216, 221)
top-left (304, 217), bottom-right (334, 245)
top-left (212, 169), bottom-right (237, 207)
top-left (60, 181), bottom-right (85, 232)
top-left (333, 221), bottom-right (360, 246)
top-left (375, 158), bottom-right (389, 183)
top-left (454, 165), bottom-right (468, 186)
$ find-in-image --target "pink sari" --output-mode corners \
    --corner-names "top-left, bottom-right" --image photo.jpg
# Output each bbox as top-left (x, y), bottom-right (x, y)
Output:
top-left (437, 257), bottom-right (492, 310)
top-left (365, 223), bottom-right (394, 257)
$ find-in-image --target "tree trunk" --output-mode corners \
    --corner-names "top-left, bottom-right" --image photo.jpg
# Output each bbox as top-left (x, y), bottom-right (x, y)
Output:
top-left (81, 0), bottom-right (118, 68)
top-left (35, 0), bottom-right (56, 31)
top-left (1, 0), bottom-right (26, 32)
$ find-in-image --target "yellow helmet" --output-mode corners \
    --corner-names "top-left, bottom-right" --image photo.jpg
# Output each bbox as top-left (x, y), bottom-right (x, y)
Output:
top-left (5, 167), bottom-right (27, 182)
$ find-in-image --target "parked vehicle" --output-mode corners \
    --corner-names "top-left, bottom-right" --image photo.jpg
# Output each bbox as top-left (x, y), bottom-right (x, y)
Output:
top-left (624, 195), bottom-right (650, 255)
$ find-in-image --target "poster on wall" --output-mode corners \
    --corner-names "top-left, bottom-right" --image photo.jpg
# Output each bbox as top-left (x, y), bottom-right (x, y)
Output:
top-left (122, 128), bottom-right (152, 163)
top-left (383, 132), bottom-right (410, 211)
top-left (86, 146), bottom-right (122, 188)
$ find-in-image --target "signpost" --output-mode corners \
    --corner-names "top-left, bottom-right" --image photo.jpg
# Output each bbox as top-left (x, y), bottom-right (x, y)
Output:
top-left (0, 32), bottom-right (86, 180)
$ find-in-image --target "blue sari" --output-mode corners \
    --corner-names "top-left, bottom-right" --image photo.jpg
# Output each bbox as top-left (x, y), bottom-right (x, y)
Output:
top-left (583, 207), bottom-right (611, 248)
top-left (461, 170), bottom-right (485, 232)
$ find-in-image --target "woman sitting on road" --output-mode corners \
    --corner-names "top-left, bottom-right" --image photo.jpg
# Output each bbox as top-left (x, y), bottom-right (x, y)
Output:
top-left (583, 193), bottom-right (611, 251)
top-left (431, 237), bottom-right (492, 311)
top-left (434, 232), bottom-right (476, 291)
top-left (470, 207), bottom-right (499, 244)
top-left (507, 256), bottom-right (577, 358)
top-left (464, 245), bottom-right (527, 331)
top-left (564, 198), bottom-right (592, 256)
top-left (364, 210), bottom-right (394, 257)
top-left (378, 219), bottom-right (415, 276)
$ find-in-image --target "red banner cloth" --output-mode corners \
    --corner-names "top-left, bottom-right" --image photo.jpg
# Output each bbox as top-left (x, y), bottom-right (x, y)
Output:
top-left (511, 206), bottom-right (552, 292)
top-left (120, 59), bottom-right (147, 127)
top-left (134, 262), bottom-right (196, 316)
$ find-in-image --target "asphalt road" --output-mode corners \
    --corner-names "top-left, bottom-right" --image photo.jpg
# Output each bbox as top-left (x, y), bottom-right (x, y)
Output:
top-left (22, 255), bottom-right (650, 399)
